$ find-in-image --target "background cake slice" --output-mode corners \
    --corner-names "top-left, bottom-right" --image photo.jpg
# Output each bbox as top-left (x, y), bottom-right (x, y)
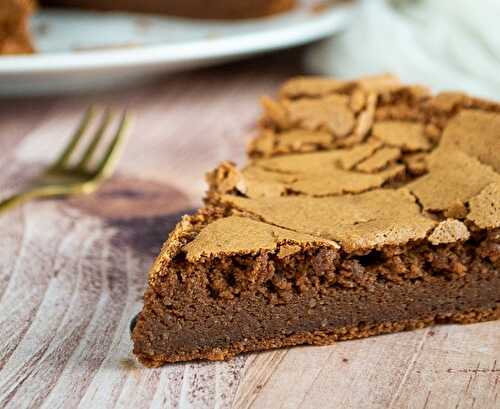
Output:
top-left (40, 0), bottom-right (296, 19)
top-left (0, 0), bottom-right (296, 54)
top-left (0, 0), bottom-right (35, 54)
top-left (132, 75), bottom-right (500, 367)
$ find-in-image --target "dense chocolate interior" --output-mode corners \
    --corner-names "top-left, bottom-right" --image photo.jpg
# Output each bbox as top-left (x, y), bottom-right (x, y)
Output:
top-left (135, 227), bottom-right (499, 365)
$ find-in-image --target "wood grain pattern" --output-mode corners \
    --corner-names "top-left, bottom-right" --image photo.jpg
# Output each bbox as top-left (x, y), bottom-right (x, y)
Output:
top-left (0, 53), bottom-right (499, 409)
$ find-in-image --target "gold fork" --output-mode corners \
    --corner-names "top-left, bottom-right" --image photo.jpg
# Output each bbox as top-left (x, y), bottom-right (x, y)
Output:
top-left (0, 107), bottom-right (132, 214)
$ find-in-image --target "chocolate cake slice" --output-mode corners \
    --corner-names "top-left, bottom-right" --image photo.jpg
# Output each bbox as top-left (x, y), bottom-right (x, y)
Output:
top-left (132, 75), bottom-right (500, 367)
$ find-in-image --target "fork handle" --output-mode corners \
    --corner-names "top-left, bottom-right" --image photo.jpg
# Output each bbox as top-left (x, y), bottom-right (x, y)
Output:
top-left (0, 192), bottom-right (34, 214)
top-left (0, 188), bottom-right (53, 214)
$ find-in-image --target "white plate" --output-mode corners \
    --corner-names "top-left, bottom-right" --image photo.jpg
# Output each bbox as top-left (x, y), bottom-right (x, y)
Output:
top-left (0, 1), bottom-right (354, 96)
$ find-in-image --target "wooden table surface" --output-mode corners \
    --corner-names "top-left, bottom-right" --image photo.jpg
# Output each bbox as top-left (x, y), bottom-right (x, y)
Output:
top-left (0, 51), bottom-right (499, 409)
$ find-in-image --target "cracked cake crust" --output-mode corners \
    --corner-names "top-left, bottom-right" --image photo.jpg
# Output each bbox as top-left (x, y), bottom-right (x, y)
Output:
top-left (132, 74), bottom-right (500, 367)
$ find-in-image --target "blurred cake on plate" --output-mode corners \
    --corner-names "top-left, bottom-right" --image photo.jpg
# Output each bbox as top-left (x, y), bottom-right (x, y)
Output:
top-left (41, 0), bottom-right (296, 20)
top-left (0, 0), bottom-right (296, 54)
top-left (0, 0), bottom-right (35, 54)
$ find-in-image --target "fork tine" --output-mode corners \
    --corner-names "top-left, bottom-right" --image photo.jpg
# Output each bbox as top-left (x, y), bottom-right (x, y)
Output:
top-left (51, 106), bottom-right (96, 170)
top-left (77, 109), bottom-right (113, 171)
top-left (94, 111), bottom-right (132, 179)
